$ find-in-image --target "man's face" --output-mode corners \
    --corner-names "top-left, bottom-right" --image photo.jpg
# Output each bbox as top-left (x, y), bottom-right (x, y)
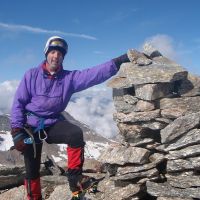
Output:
top-left (46, 50), bottom-right (64, 71)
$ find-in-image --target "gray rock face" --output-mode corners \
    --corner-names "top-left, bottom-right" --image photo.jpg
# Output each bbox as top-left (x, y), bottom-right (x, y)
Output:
top-left (166, 174), bottom-right (200, 188)
top-left (157, 197), bottom-right (192, 200)
top-left (113, 109), bottom-right (160, 123)
top-left (116, 122), bottom-right (163, 144)
top-left (160, 96), bottom-right (200, 116)
top-left (166, 157), bottom-right (200, 173)
top-left (117, 62), bottom-right (187, 85)
top-left (0, 185), bottom-right (26, 200)
top-left (160, 129), bottom-right (200, 151)
top-left (98, 145), bottom-right (150, 165)
top-left (135, 83), bottom-right (174, 100)
top-left (167, 144), bottom-right (200, 159)
top-left (135, 100), bottom-right (155, 111)
top-left (127, 49), bottom-right (152, 66)
top-left (113, 99), bottom-right (137, 113)
top-left (0, 166), bottom-right (25, 189)
top-left (113, 168), bottom-right (159, 181)
top-left (106, 183), bottom-right (141, 199)
top-left (178, 73), bottom-right (200, 97)
top-left (146, 181), bottom-right (200, 199)
top-left (117, 123), bottom-right (150, 142)
top-left (107, 76), bottom-right (132, 89)
top-left (160, 112), bottom-right (200, 144)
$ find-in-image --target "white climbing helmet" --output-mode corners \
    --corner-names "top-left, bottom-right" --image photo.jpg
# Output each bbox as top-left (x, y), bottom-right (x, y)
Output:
top-left (44, 36), bottom-right (68, 57)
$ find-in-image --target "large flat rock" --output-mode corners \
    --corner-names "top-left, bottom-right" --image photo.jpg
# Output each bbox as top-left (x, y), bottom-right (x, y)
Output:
top-left (118, 62), bottom-right (187, 85)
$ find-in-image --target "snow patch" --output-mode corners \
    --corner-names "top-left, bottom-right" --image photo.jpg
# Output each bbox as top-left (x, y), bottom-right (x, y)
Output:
top-left (58, 144), bottom-right (67, 152)
top-left (0, 131), bottom-right (109, 162)
top-left (85, 141), bottom-right (109, 159)
top-left (57, 141), bottom-right (109, 160)
top-left (0, 131), bottom-right (13, 151)
top-left (51, 155), bottom-right (63, 163)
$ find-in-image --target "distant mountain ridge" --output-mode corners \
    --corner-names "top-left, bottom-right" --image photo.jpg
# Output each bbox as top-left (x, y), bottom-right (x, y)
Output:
top-left (0, 111), bottom-right (111, 166)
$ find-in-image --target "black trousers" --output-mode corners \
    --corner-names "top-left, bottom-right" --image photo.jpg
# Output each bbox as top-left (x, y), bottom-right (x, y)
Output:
top-left (24, 120), bottom-right (85, 179)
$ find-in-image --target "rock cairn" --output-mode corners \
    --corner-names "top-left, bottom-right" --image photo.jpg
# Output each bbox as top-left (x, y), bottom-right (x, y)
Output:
top-left (99, 48), bottom-right (200, 200)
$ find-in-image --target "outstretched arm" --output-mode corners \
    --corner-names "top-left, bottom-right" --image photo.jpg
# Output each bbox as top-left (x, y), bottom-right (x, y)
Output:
top-left (72, 54), bottom-right (129, 93)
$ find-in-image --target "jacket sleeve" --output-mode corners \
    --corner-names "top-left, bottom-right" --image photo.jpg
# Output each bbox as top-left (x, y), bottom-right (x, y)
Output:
top-left (11, 71), bottom-right (31, 129)
top-left (71, 60), bottom-right (118, 93)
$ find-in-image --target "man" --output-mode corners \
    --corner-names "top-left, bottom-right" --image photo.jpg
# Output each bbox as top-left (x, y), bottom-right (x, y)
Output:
top-left (11, 36), bottom-right (129, 200)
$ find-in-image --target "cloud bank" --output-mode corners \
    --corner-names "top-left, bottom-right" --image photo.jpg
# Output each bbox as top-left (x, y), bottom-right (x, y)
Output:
top-left (0, 80), bottom-right (19, 114)
top-left (66, 87), bottom-right (118, 139)
top-left (141, 34), bottom-right (177, 60)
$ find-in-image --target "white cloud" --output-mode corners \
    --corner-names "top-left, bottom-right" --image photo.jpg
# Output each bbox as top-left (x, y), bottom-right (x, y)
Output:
top-left (0, 22), bottom-right (97, 40)
top-left (141, 34), bottom-right (200, 73)
top-left (0, 80), bottom-right (19, 114)
top-left (66, 86), bottom-right (118, 139)
top-left (141, 34), bottom-right (177, 60)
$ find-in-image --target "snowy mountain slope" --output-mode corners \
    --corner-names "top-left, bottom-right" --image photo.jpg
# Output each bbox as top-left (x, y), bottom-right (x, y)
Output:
top-left (0, 112), bottom-right (112, 165)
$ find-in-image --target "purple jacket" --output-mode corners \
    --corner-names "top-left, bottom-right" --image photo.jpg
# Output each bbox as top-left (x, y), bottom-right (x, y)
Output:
top-left (11, 60), bottom-right (118, 129)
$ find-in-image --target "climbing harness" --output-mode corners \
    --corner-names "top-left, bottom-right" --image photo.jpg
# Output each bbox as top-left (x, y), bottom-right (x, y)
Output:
top-left (26, 112), bottom-right (48, 140)
top-left (23, 112), bottom-right (50, 158)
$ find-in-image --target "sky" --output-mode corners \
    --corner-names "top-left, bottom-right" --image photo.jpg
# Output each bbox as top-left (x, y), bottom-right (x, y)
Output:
top-left (0, 0), bottom-right (200, 138)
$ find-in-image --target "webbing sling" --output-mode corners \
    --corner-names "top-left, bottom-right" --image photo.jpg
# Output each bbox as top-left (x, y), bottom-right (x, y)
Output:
top-left (26, 112), bottom-right (48, 141)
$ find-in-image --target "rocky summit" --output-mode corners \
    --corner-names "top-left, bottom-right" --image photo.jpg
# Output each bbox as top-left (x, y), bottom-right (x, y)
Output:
top-left (102, 48), bottom-right (200, 199)
top-left (1, 48), bottom-right (200, 199)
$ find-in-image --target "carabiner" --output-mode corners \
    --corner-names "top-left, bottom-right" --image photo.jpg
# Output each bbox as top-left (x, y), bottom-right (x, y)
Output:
top-left (38, 129), bottom-right (48, 141)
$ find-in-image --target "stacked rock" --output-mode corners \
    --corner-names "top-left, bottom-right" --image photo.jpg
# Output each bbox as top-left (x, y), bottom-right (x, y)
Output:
top-left (99, 47), bottom-right (200, 200)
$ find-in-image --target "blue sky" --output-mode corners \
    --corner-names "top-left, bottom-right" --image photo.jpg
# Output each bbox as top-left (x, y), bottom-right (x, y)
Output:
top-left (0, 0), bottom-right (200, 82)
